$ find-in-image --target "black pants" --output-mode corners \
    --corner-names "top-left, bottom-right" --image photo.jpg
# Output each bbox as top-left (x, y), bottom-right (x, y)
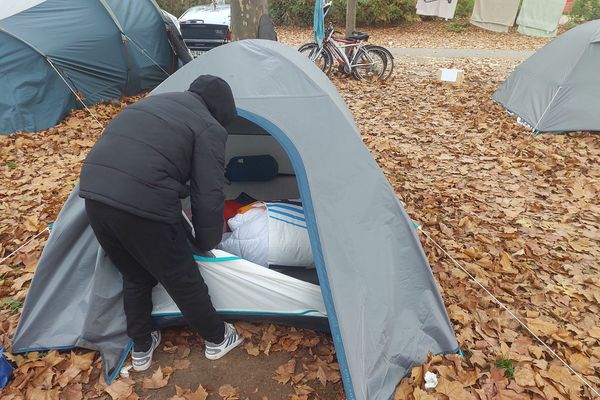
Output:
top-left (85, 199), bottom-right (225, 347)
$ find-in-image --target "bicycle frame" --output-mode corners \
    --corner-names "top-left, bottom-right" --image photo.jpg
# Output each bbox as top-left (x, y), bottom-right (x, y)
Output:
top-left (319, 27), bottom-right (374, 74)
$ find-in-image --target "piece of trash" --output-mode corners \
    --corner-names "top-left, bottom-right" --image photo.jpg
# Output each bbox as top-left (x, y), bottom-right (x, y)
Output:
top-left (120, 364), bottom-right (132, 379)
top-left (438, 68), bottom-right (464, 86)
top-left (424, 371), bottom-right (438, 389)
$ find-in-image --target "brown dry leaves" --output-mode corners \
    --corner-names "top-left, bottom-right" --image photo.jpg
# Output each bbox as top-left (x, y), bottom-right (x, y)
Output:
top-left (336, 57), bottom-right (598, 399)
top-left (142, 366), bottom-right (170, 389)
top-left (0, 98), bottom-right (140, 351)
top-left (278, 20), bottom-right (552, 50)
top-left (169, 384), bottom-right (209, 400)
top-left (218, 383), bottom-right (240, 399)
top-left (0, 99), bottom-right (140, 399)
top-left (1, 29), bottom-right (599, 400)
top-left (234, 322), bottom-right (342, 396)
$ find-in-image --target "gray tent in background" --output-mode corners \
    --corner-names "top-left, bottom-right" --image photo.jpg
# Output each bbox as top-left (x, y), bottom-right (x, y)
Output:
top-left (493, 20), bottom-right (600, 133)
top-left (12, 40), bottom-right (458, 400)
top-left (0, 0), bottom-right (182, 135)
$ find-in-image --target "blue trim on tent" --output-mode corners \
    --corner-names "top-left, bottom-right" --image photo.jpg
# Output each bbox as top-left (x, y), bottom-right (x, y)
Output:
top-left (236, 108), bottom-right (356, 400)
top-left (109, 340), bottom-right (134, 383)
top-left (441, 346), bottom-right (462, 356)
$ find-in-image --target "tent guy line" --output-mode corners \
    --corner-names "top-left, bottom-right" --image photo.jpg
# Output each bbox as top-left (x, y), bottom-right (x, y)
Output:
top-left (124, 33), bottom-right (171, 78)
top-left (4, 216), bottom-right (597, 397)
top-left (417, 226), bottom-right (600, 398)
top-left (532, 86), bottom-right (562, 132)
top-left (45, 58), bottom-right (106, 131)
top-left (0, 228), bottom-right (49, 266)
top-left (44, 32), bottom-right (171, 132)
top-left (0, 0), bottom-right (180, 134)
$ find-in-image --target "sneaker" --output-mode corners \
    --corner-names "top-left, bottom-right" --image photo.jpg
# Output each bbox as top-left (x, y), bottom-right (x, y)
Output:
top-left (205, 322), bottom-right (244, 360)
top-left (131, 330), bottom-right (161, 371)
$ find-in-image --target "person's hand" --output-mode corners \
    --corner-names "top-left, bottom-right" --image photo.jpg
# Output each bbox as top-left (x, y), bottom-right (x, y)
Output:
top-left (188, 238), bottom-right (216, 258)
top-left (198, 250), bottom-right (215, 258)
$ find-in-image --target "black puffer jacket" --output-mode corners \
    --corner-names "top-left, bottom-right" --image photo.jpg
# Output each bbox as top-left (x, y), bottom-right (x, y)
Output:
top-left (79, 75), bottom-right (237, 251)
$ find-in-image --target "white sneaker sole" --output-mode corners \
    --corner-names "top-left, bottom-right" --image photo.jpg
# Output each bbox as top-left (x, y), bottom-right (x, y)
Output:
top-left (132, 358), bottom-right (152, 372)
top-left (205, 336), bottom-right (244, 360)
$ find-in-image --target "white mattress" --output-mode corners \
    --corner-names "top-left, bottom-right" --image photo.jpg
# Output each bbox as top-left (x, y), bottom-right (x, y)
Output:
top-left (151, 249), bottom-right (326, 318)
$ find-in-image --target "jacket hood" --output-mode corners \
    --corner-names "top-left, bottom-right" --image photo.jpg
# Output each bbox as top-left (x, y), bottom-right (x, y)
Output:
top-left (188, 75), bottom-right (237, 127)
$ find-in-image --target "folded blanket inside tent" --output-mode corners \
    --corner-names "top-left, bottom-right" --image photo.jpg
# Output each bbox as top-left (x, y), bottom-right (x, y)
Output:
top-left (219, 201), bottom-right (314, 268)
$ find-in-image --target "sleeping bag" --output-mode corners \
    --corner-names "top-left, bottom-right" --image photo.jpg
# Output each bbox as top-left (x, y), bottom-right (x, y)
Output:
top-left (219, 201), bottom-right (313, 268)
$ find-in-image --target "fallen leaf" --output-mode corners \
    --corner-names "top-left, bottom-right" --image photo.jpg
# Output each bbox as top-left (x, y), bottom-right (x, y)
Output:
top-left (513, 366), bottom-right (536, 387)
top-left (104, 379), bottom-right (134, 400)
top-left (173, 359), bottom-right (191, 370)
top-left (413, 387), bottom-right (436, 400)
top-left (186, 384), bottom-right (209, 400)
top-left (142, 366), bottom-right (169, 390)
top-left (244, 342), bottom-right (260, 356)
top-left (218, 384), bottom-right (240, 400)
top-left (62, 383), bottom-right (84, 400)
top-left (273, 359), bottom-right (296, 385)
top-left (435, 377), bottom-right (472, 400)
top-left (566, 352), bottom-right (594, 375)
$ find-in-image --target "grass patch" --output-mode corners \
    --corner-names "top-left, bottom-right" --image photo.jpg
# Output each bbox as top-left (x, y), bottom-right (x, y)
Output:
top-left (448, 21), bottom-right (470, 33)
top-left (7, 161), bottom-right (17, 170)
top-left (1, 297), bottom-right (23, 314)
top-left (495, 357), bottom-right (515, 379)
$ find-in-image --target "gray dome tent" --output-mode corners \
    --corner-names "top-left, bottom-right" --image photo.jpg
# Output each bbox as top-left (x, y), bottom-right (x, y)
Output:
top-left (12, 40), bottom-right (458, 400)
top-left (0, 0), bottom-right (181, 135)
top-left (493, 20), bottom-right (600, 133)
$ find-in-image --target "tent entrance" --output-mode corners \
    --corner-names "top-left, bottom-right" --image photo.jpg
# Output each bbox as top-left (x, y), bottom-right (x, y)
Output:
top-left (224, 116), bottom-right (300, 201)
top-left (224, 116), bottom-right (318, 281)
top-left (162, 116), bottom-right (325, 330)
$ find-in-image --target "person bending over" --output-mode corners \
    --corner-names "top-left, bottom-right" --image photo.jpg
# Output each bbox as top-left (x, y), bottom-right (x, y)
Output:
top-left (79, 75), bottom-right (242, 371)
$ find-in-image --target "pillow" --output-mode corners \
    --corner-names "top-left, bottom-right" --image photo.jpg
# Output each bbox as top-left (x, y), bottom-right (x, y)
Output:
top-left (225, 155), bottom-right (279, 182)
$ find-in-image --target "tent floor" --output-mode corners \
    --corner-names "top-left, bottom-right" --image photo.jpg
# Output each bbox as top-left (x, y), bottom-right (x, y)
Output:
top-left (134, 332), bottom-right (342, 399)
top-left (154, 267), bottom-right (328, 332)
top-left (269, 266), bottom-right (320, 285)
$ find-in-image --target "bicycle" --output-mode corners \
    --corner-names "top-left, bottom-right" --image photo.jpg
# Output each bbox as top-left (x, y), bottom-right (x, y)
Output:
top-left (300, 25), bottom-right (386, 80)
top-left (298, 2), bottom-right (394, 80)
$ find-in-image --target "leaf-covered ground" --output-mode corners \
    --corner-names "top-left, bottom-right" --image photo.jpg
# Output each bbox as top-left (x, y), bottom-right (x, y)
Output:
top-left (1, 34), bottom-right (599, 400)
top-left (277, 20), bottom-right (553, 49)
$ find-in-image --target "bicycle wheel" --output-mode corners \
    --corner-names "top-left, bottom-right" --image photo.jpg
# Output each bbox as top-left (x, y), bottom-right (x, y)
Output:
top-left (298, 43), bottom-right (332, 74)
top-left (366, 45), bottom-right (394, 80)
top-left (351, 47), bottom-right (386, 81)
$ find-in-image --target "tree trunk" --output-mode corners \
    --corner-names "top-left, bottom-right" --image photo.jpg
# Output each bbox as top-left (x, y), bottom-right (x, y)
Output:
top-left (345, 0), bottom-right (357, 37)
top-left (230, 0), bottom-right (269, 41)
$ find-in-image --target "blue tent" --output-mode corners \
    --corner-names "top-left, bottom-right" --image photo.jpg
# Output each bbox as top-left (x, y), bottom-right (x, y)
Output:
top-left (0, 0), bottom-right (178, 134)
